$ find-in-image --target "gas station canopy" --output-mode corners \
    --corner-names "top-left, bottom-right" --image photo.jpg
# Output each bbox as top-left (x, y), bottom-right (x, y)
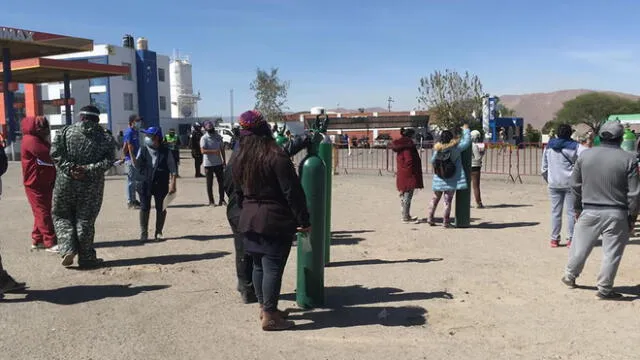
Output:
top-left (0, 26), bottom-right (93, 61)
top-left (0, 58), bottom-right (130, 83)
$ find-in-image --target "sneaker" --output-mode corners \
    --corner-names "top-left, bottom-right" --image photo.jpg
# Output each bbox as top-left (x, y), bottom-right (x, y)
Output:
top-left (596, 291), bottom-right (624, 300)
top-left (402, 216), bottom-right (420, 224)
top-left (477, 203), bottom-right (485, 209)
top-left (208, 202), bottom-right (217, 207)
top-left (30, 244), bottom-right (45, 251)
top-left (45, 245), bottom-right (60, 253)
top-left (561, 276), bottom-right (576, 288)
top-left (61, 252), bottom-right (76, 267)
top-left (128, 202), bottom-right (140, 210)
top-left (566, 240), bottom-right (572, 248)
top-left (550, 240), bottom-right (560, 248)
top-left (0, 273), bottom-right (27, 294)
top-left (154, 233), bottom-right (164, 241)
top-left (218, 200), bottom-right (227, 207)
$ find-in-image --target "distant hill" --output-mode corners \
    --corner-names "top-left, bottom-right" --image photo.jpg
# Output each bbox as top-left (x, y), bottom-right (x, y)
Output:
top-left (327, 107), bottom-right (388, 113)
top-left (499, 89), bottom-right (640, 129)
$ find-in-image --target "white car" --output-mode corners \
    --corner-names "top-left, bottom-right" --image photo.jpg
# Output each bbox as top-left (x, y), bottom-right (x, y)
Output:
top-left (216, 128), bottom-right (234, 149)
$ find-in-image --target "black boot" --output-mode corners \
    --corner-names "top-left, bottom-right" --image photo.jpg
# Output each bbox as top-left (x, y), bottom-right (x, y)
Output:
top-left (155, 210), bottom-right (167, 241)
top-left (139, 211), bottom-right (150, 242)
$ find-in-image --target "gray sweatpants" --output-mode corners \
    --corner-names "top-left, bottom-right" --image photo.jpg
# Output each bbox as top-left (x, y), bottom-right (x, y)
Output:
top-left (565, 208), bottom-right (629, 295)
top-left (400, 190), bottom-right (414, 220)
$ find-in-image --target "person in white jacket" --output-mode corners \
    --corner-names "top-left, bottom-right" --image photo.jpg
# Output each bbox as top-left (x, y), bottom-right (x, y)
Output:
top-left (542, 124), bottom-right (580, 248)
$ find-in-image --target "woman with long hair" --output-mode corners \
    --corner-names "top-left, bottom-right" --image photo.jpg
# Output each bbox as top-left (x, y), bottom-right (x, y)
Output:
top-left (232, 110), bottom-right (310, 331)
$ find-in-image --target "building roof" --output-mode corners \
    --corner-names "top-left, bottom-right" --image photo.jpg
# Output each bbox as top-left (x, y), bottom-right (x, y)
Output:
top-left (0, 26), bottom-right (93, 61)
top-left (0, 58), bottom-right (130, 83)
top-left (296, 111), bottom-right (431, 130)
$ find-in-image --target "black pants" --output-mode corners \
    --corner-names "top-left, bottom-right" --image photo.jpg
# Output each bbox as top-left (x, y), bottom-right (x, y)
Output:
top-left (249, 244), bottom-right (292, 313)
top-left (232, 231), bottom-right (254, 293)
top-left (205, 165), bottom-right (225, 204)
top-left (193, 154), bottom-right (203, 176)
top-left (139, 182), bottom-right (168, 213)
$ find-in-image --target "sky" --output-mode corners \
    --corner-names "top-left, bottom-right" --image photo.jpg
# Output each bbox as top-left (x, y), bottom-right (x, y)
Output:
top-left (5, 0), bottom-right (640, 117)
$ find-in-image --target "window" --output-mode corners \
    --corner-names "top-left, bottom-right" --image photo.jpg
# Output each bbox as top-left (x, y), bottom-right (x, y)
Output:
top-left (158, 68), bottom-right (165, 82)
top-left (122, 62), bottom-right (132, 81)
top-left (90, 92), bottom-right (109, 114)
top-left (124, 93), bottom-right (134, 111)
top-left (159, 96), bottom-right (167, 111)
top-left (89, 57), bottom-right (109, 86)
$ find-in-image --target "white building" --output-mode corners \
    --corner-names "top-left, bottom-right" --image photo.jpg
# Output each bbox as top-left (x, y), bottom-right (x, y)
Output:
top-left (42, 36), bottom-right (172, 135)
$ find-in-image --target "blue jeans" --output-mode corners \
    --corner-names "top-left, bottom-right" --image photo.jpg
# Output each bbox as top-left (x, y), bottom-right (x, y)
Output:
top-left (250, 245), bottom-right (291, 313)
top-left (549, 188), bottom-right (575, 241)
top-left (125, 160), bottom-right (137, 204)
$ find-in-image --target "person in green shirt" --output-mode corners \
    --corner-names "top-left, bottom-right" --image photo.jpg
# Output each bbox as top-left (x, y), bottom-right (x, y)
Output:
top-left (164, 128), bottom-right (181, 177)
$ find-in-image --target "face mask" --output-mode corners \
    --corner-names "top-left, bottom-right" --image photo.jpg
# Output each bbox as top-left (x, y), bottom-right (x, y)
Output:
top-left (144, 137), bottom-right (155, 147)
top-left (207, 128), bottom-right (215, 134)
top-left (81, 119), bottom-right (99, 132)
top-left (134, 121), bottom-right (141, 130)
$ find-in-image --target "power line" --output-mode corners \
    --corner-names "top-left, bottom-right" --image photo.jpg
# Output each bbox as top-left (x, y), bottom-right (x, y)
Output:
top-left (387, 96), bottom-right (394, 112)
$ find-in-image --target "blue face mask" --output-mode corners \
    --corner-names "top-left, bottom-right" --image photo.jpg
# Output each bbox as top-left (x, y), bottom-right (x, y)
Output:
top-left (144, 136), bottom-right (155, 147)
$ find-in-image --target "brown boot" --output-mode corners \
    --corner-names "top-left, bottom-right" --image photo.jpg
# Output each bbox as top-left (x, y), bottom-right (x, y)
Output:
top-left (259, 305), bottom-right (290, 320)
top-left (261, 310), bottom-right (294, 331)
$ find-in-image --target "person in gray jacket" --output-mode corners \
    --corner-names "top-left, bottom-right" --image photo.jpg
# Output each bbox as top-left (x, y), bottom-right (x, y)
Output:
top-left (562, 121), bottom-right (640, 300)
top-left (541, 124), bottom-right (579, 248)
top-left (470, 130), bottom-right (485, 208)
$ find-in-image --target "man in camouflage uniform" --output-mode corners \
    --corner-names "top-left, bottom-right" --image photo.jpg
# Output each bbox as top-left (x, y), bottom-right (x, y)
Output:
top-left (52, 105), bottom-right (116, 269)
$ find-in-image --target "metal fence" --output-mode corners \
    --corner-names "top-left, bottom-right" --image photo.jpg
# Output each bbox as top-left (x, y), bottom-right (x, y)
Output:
top-left (292, 143), bottom-right (547, 183)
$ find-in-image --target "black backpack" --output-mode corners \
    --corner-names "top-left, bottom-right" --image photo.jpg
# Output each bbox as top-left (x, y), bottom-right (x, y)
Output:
top-left (0, 146), bottom-right (7, 177)
top-left (433, 149), bottom-right (456, 179)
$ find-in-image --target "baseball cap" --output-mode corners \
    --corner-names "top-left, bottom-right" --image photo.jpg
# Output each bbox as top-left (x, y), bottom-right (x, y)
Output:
top-left (143, 126), bottom-right (162, 138)
top-left (599, 121), bottom-right (624, 140)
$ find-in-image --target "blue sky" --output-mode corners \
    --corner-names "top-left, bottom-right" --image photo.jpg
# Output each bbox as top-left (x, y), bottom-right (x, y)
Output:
top-left (5, 0), bottom-right (640, 116)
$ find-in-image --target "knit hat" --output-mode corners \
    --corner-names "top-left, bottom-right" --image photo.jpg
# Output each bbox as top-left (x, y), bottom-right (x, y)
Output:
top-left (239, 110), bottom-right (271, 137)
top-left (471, 130), bottom-right (481, 140)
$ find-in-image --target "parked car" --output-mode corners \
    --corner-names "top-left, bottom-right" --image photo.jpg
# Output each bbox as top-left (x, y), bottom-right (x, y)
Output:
top-left (216, 128), bottom-right (234, 149)
top-left (373, 134), bottom-right (392, 148)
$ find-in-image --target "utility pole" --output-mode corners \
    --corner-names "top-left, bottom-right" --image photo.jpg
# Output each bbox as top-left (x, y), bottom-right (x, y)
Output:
top-left (387, 96), bottom-right (394, 112)
top-left (230, 89), bottom-right (234, 123)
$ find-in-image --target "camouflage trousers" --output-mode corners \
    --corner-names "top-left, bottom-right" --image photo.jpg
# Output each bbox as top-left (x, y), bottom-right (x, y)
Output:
top-left (53, 175), bottom-right (105, 262)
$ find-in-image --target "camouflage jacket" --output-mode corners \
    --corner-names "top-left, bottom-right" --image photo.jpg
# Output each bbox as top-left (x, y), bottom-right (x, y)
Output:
top-left (51, 122), bottom-right (116, 180)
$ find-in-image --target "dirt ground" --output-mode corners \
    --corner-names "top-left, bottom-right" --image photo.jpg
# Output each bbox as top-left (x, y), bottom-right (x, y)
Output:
top-left (1, 157), bottom-right (639, 360)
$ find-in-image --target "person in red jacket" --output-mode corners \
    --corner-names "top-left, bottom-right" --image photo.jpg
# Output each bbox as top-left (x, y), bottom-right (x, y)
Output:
top-left (392, 128), bottom-right (424, 223)
top-left (21, 116), bottom-right (58, 252)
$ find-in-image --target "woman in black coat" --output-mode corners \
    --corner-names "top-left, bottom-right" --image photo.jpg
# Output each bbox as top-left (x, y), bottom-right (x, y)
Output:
top-left (232, 110), bottom-right (310, 331)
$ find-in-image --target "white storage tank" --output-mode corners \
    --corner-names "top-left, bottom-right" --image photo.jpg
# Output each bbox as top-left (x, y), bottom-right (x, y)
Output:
top-left (170, 55), bottom-right (199, 118)
top-left (136, 37), bottom-right (148, 51)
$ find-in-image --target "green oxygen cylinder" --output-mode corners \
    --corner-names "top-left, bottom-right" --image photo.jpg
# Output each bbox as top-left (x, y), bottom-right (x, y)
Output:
top-left (296, 135), bottom-right (327, 309)
top-left (318, 138), bottom-right (333, 265)
top-left (275, 134), bottom-right (288, 146)
top-left (621, 128), bottom-right (636, 152)
top-left (454, 146), bottom-right (472, 228)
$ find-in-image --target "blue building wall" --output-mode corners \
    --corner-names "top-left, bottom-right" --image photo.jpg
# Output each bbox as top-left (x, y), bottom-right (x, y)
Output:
top-left (135, 50), bottom-right (160, 128)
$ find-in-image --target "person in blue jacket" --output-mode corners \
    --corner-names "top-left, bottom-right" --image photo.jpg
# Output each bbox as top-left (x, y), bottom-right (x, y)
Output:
top-left (427, 124), bottom-right (471, 227)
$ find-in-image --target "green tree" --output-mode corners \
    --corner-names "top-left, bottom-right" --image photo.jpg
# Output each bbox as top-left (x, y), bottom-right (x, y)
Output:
top-left (541, 120), bottom-right (557, 135)
top-left (250, 67), bottom-right (290, 122)
top-left (417, 69), bottom-right (484, 130)
top-left (524, 124), bottom-right (542, 143)
top-left (555, 92), bottom-right (640, 134)
top-left (497, 104), bottom-right (516, 117)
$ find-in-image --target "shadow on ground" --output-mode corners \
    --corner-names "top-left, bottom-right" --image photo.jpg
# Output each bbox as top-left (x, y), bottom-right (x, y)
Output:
top-left (573, 284), bottom-right (640, 301)
top-left (471, 221), bottom-right (540, 230)
top-left (280, 285), bottom-right (452, 330)
top-left (102, 251), bottom-right (230, 268)
top-left (0, 284), bottom-right (169, 305)
top-left (94, 234), bottom-right (233, 248)
top-left (168, 204), bottom-right (209, 209)
top-left (483, 204), bottom-right (532, 209)
top-left (327, 258), bottom-right (443, 267)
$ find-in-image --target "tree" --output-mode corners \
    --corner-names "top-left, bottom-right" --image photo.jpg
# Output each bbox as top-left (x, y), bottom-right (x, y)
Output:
top-left (555, 92), bottom-right (640, 134)
top-left (358, 108), bottom-right (365, 113)
top-left (497, 104), bottom-right (516, 117)
top-left (417, 69), bottom-right (484, 130)
top-left (250, 67), bottom-right (290, 122)
top-left (524, 124), bottom-right (541, 143)
top-left (541, 120), bottom-right (557, 135)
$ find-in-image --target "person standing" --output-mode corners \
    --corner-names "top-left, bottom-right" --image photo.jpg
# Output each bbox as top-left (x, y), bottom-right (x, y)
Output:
top-left (21, 116), bottom-right (58, 252)
top-left (188, 122), bottom-right (204, 178)
top-left (428, 124), bottom-right (471, 227)
top-left (201, 120), bottom-right (226, 206)
top-left (136, 127), bottom-right (178, 242)
top-left (232, 110), bottom-right (310, 331)
top-left (470, 130), bottom-right (486, 209)
top-left (541, 124), bottom-right (579, 248)
top-left (164, 128), bottom-right (181, 177)
top-left (52, 105), bottom-right (116, 269)
top-left (123, 114), bottom-right (142, 209)
top-left (392, 128), bottom-right (423, 223)
top-left (562, 121), bottom-right (640, 300)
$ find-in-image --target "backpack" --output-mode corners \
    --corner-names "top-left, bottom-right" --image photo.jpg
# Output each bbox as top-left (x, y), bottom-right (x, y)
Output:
top-left (433, 149), bottom-right (456, 179)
